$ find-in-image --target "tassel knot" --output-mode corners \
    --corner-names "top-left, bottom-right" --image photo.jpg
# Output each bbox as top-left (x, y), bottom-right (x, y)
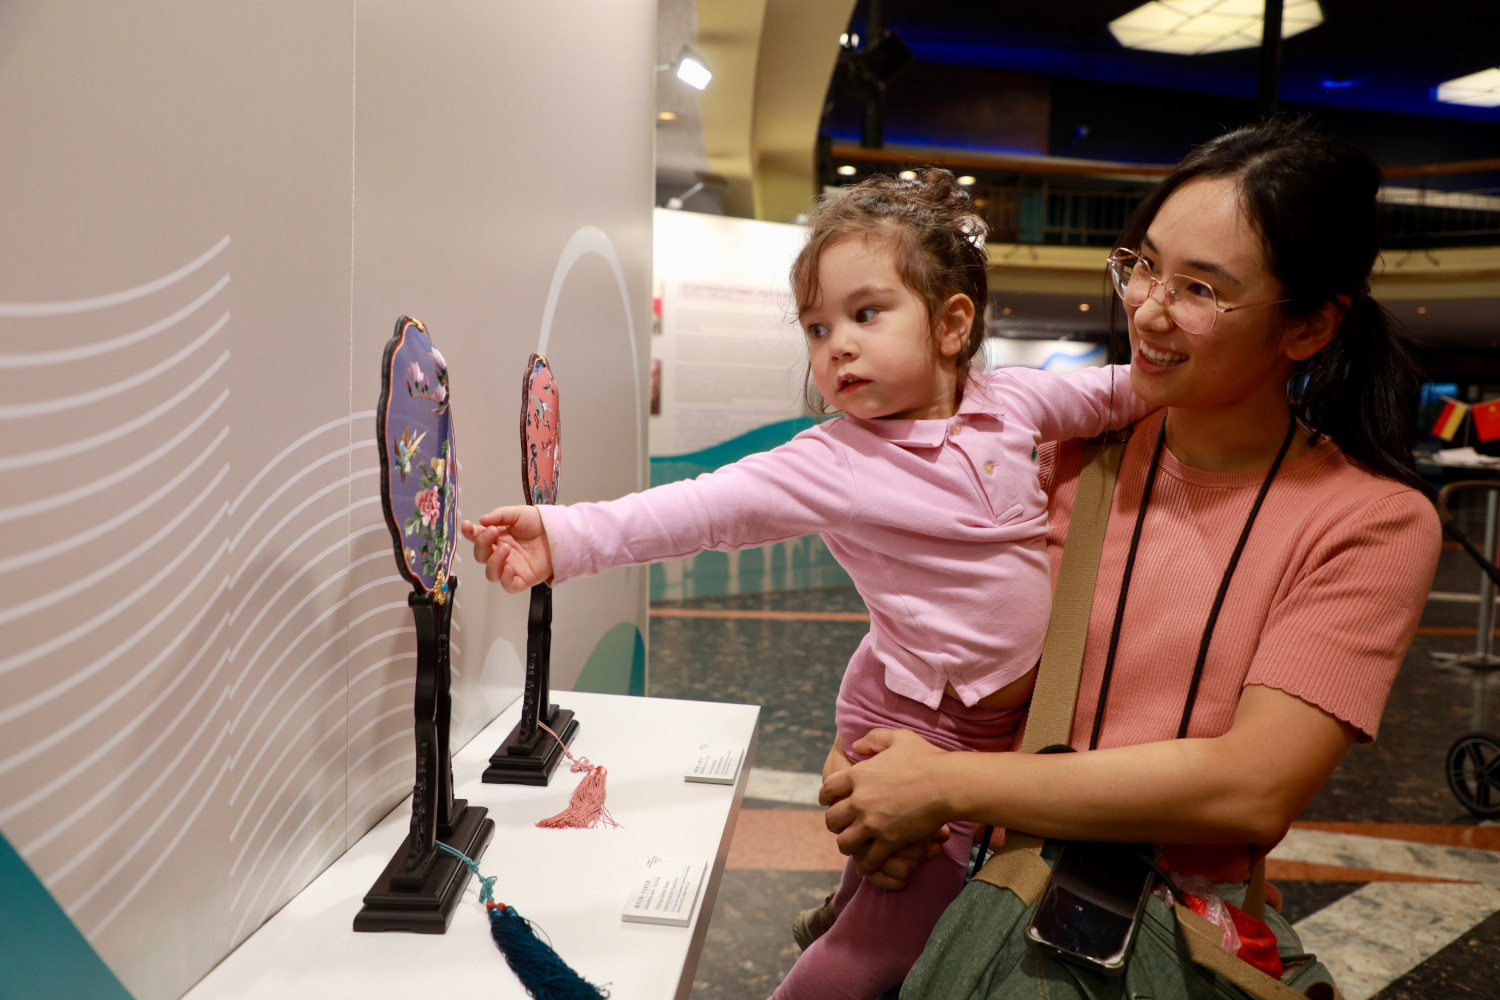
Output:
top-left (535, 722), bottom-right (619, 830)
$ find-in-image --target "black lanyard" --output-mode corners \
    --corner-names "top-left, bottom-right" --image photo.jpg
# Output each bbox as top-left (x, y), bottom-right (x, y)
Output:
top-left (1087, 416), bottom-right (1298, 750)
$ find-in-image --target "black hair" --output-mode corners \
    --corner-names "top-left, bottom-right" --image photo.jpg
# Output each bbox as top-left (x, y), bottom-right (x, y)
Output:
top-left (1115, 118), bottom-right (1428, 494)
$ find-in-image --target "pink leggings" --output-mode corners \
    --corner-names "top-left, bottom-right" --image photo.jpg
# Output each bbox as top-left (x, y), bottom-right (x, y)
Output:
top-left (769, 821), bottom-right (976, 1000)
top-left (769, 641), bottom-right (1025, 999)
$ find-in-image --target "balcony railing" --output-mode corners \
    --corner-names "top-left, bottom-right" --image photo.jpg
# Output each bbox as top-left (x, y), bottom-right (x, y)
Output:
top-left (821, 143), bottom-right (1500, 250)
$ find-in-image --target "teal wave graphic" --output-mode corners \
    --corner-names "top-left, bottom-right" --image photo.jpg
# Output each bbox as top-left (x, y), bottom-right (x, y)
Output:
top-left (0, 829), bottom-right (134, 1000)
top-left (650, 417), bottom-right (824, 486)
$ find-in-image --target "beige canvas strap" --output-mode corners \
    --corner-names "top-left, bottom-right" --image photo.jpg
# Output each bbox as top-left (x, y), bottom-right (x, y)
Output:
top-left (1243, 858), bottom-right (1267, 922)
top-left (1016, 439), bottom-right (1124, 753)
top-left (973, 439), bottom-right (1124, 903)
top-left (1176, 905), bottom-right (1343, 1000)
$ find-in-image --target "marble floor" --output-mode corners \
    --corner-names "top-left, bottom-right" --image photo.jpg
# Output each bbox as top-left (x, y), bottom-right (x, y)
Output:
top-left (647, 542), bottom-right (1500, 1000)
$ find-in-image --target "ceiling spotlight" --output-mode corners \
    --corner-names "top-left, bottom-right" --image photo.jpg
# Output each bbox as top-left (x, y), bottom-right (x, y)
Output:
top-left (656, 111), bottom-right (678, 121)
top-left (957, 175), bottom-right (977, 186)
top-left (1078, 303), bottom-right (1091, 312)
top-left (665, 181), bottom-right (705, 211)
top-left (1109, 0), bottom-right (1324, 56)
top-left (837, 164), bottom-right (858, 176)
top-left (673, 45), bottom-right (712, 91)
top-left (1436, 67), bottom-right (1500, 107)
top-left (1417, 306), bottom-right (1428, 314)
top-left (898, 169), bottom-right (917, 180)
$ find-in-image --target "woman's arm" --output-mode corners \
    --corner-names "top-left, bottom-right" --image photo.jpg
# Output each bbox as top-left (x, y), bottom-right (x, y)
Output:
top-left (821, 683), bottom-right (1354, 875)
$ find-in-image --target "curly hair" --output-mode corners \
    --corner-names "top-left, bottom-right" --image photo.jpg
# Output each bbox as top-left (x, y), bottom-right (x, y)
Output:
top-left (790, 168), bottom-right (990, 413)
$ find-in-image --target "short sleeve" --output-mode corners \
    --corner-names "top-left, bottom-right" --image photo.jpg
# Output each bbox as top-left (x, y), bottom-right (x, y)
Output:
top-left (1244, 489), bottom-right (1441, 741)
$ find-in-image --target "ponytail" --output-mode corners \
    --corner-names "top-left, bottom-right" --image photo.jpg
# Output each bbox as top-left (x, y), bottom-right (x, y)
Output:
top-left (1292, 294), bottom-right (1429, 494)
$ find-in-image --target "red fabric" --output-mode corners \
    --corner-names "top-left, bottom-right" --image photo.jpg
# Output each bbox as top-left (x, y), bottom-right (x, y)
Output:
top-left (1184, 894), bottom-right (1283, 979)
top-left (1475, 399), bottom-right (1500, 442)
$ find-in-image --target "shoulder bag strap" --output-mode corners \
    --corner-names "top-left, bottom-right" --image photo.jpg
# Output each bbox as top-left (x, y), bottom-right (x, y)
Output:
top-left (973, 438), bottom-right (1124, 902)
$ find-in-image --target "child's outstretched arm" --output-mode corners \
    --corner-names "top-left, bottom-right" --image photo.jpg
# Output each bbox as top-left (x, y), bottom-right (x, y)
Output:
top-left (991, 363), bottom-right (1154, 442)
top-left (460, 509), bottom-right (552, 593)
top-left (462, 430), bottom-right (858, 591)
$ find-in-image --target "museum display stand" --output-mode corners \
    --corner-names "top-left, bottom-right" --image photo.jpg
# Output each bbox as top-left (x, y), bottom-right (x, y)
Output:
top-left (181, 691), bottom-right (760, 1000)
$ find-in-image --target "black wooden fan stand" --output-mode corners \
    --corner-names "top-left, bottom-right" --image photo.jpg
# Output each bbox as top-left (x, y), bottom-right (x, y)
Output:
top-left (355, 577), bottom-right (495, 932)
top-left (483, 582), bottom-right (579, 784)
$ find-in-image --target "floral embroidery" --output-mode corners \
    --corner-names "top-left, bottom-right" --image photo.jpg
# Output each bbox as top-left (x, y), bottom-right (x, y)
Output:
top-left (406, 351), bottom-right (450, 416)
top-left (522, 355), bottom-right (560, 506)
top-left (403, 438), bottom-right (452, 580)
top-left (380, 316), bottom-right (458, 597)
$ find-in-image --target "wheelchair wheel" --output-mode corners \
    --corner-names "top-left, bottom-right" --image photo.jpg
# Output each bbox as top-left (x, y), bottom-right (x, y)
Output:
top-left (1446, 732), bottom-right (1500, 819)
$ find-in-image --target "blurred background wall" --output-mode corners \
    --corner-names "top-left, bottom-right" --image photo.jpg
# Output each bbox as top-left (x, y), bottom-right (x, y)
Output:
top-left (0, 2), bottom-right (654, 998)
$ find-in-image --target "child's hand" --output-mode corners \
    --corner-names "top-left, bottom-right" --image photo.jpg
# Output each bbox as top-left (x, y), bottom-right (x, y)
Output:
top-left (459, 507), bottom-right (553, 593)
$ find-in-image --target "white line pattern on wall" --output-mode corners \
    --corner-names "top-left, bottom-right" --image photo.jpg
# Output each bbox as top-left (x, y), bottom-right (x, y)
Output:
top-left (0, 237), bottom-right (428, 983)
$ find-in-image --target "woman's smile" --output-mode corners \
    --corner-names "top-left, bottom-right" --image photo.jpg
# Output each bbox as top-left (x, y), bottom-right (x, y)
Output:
top-left (1136, 339), bottom-right (1189, 372)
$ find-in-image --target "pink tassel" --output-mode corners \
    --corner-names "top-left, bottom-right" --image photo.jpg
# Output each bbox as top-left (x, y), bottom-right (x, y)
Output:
top-left (535, 722), bottom-right (620, 830)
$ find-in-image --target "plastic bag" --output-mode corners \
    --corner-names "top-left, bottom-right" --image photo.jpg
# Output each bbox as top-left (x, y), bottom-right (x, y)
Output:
top-left (1153, 873), bottom-right (1242, 954)
top-left (1153, 873), bottom-right (1283, 978)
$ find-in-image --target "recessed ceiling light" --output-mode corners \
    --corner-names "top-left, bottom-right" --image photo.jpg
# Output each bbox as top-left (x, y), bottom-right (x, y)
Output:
top-left (656, 111), bottom-right (678, 121)
top-left (957, 175), bottom-right (977, 186)
top-left (1417, 306), bottom-right (1428, 314)
top-left (1078, 303), bottom-right (1091, 312)
top-left (1436, 67), bottom-right (1500, 107)
top-left (837, 164), bottom-right (858, 176)
top-left (1109, 0), bottom-right (1324, 56)
top-left (898, 170), bottom-right (917, 180)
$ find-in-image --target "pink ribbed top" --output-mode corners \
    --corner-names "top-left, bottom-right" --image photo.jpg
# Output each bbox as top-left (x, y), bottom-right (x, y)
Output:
top-left (1041, 409), bottom-right (1441, 881)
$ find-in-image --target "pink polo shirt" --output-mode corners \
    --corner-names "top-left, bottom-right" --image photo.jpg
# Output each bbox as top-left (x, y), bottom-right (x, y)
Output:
top-left (541, 365), bottom-right (1149, 708)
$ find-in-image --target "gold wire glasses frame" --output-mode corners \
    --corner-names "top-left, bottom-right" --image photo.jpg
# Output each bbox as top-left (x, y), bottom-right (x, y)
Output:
top-left (1106, 249), bottom-right (1290, 335)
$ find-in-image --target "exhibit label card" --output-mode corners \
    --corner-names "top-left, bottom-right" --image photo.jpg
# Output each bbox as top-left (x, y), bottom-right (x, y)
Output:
top-left (685, 744), bottom-right (744, 785)
top-left (622, 856), bottom-right (706, 927)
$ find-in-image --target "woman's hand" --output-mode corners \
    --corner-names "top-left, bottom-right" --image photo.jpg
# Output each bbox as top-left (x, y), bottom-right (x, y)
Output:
top-left (819, 736), bottom-right (949, 889)
top-left (820, 728), bottom-right (954, 876)
top-left (459, 507), bottom-right (553, 591)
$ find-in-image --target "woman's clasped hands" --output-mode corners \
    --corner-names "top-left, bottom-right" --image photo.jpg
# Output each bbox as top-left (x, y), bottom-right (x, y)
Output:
top-left (459, 507), bottom-right (554, 592)
top-left (819, 729), bottom-right (955, 890)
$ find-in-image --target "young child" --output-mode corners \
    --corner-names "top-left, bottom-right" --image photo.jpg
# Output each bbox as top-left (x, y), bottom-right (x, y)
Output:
top-left (462, 170), bottom-right (1151, 999)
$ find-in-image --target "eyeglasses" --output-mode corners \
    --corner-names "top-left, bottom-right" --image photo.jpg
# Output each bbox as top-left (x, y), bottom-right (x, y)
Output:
top-left (1106, 249), bottom-right (1289, 336)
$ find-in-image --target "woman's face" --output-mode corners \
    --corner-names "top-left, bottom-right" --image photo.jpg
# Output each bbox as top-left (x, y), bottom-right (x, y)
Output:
top-left (1125, 176), bottom-right (1303, 412)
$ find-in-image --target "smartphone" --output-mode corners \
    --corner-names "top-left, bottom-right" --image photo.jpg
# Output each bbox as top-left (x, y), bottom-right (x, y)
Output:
top-left (1024, 841), bottom-right (1156, 976)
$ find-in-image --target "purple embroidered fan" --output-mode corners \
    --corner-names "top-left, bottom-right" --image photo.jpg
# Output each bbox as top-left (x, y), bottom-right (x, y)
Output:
top-left (355, 316), bottom-right (494, 934)
top-left (484, 354), bottom-right (579, 785)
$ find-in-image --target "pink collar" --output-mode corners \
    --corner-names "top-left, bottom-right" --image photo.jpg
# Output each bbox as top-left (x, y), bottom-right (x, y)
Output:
top-left (842, 381), bottom-right (1005, 449)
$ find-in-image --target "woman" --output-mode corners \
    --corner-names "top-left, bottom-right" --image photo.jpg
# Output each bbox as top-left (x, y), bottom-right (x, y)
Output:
top-left (816, 120), bottom-right (1441, 996)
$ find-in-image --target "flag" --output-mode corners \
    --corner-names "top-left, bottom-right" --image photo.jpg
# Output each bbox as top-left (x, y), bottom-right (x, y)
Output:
top-left (1476, 400), bottom-right (1500, 442)
top-left (1432, 397), bottom-right (1470, 441)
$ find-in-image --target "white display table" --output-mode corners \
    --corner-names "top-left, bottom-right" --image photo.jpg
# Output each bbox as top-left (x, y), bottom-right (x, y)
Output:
top-left (184, 691), bottom-right (760, 1000)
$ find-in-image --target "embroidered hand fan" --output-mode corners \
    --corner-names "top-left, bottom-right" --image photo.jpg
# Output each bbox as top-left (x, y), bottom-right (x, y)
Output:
top-left (521, 354), bottom-right (560, 506)
top-left (377, 316), bottom-right (458, 600)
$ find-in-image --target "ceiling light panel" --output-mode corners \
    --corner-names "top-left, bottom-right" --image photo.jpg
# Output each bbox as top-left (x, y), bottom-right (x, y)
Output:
top-left (1110, 0), bottom-right (1323, 56)
top-left (1436, 67), bottom-right (1500, 108)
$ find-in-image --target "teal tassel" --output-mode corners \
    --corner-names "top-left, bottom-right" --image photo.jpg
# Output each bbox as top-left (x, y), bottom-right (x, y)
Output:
top-left (488, 902), bottom-right (609, 1000)
top-left (435, 842), bottom-right (609, 1000)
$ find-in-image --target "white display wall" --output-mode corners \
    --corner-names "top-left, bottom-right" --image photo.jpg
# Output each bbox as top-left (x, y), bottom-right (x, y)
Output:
top-left (0, 3), bottom-right (654, 999)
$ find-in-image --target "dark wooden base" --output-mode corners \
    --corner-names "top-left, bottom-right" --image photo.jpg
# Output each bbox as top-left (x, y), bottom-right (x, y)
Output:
top-left (352, 800), bottom-right (494, 933)
top-left (482, 708), bottom-right (578, 785)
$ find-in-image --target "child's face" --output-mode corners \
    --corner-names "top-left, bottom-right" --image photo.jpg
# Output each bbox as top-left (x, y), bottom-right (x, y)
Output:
top-left (800, 236), bottom-right (968, 421)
